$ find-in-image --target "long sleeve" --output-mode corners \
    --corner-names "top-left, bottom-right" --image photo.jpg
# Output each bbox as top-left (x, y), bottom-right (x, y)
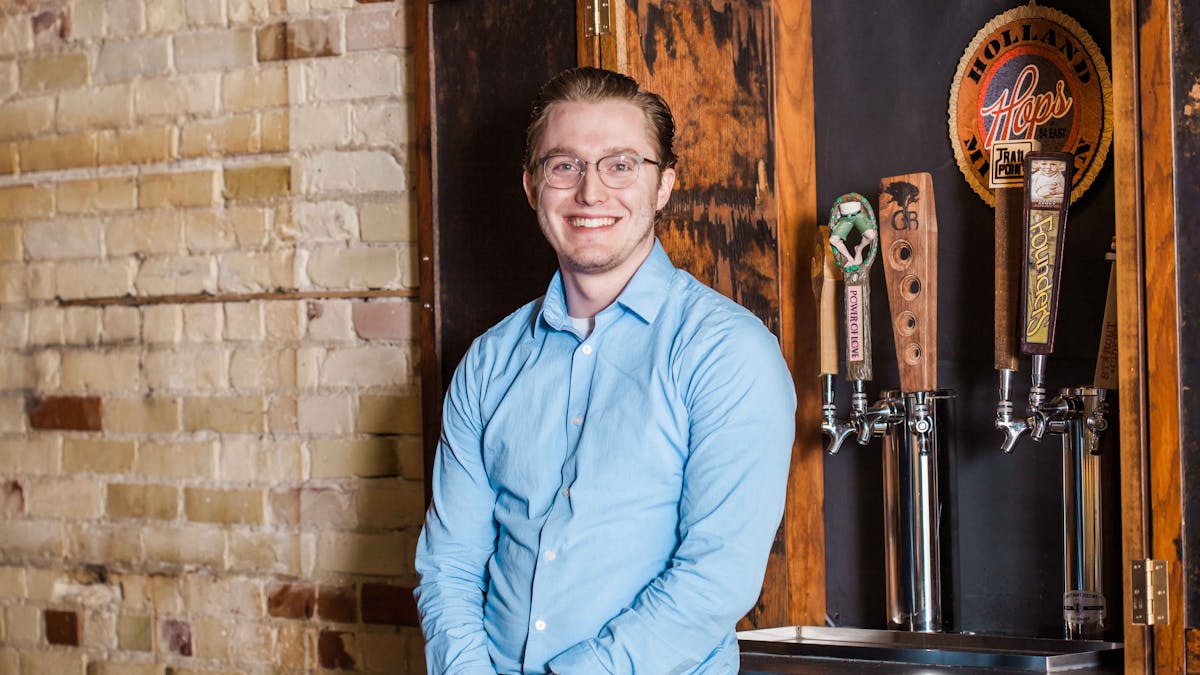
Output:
top-left (414, 347), bottom-right (500, 675)
top-left (547, 321), bottom-right (796, 674)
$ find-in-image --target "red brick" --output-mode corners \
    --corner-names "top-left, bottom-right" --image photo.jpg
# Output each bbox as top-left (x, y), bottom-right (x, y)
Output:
top-left (351, 301), bottom-right (415, 340)
top-left (361, 583), bottom-right (418, 626)
top-left (346, 7), bottom-right (404, 51)
top-left (161, 618), bottom-right (192, 656)
top-left (316, 584), bottom-right (356, 623)
top-left (318, 630), bottom-right (357, 670)
top-left (45, 609), bottom-right (80, 646)
top-left (29, 396), bottom-right (103, 431)
top-left (268, 582), bottom-right (315, 619)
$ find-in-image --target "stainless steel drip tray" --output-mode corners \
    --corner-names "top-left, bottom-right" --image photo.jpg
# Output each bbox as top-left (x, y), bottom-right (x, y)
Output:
top-left (738, 626), bottom-right (1123, 673)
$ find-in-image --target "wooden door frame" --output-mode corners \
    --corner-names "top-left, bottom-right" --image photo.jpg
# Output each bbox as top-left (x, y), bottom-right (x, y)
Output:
top-left (1110, 0), bottom-right (1185, 671)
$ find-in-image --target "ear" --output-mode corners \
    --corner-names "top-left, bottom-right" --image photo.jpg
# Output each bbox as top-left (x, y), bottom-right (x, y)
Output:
top-left (655, 167), bottom-right (676, 211)
top-left (523, 171), bottom-right (538, 210)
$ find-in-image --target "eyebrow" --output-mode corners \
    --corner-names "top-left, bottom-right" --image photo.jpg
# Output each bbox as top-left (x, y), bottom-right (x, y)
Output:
top-left (541, 146), bottom-right (643, 159)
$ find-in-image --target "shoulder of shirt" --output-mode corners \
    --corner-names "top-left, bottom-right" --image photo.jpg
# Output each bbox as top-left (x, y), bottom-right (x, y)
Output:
top-left (666, 268), bottom-right (770, 339)
top-left (464, 295), bottom-right (545, 360)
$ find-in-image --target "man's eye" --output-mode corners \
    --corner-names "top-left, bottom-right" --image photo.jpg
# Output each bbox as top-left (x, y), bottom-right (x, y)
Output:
top-left (606, 160), bottom-right (633, 173)
top-left (549, 161), bottom-right (579, 173)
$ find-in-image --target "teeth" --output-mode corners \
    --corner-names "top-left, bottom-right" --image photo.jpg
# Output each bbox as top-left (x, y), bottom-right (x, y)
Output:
top-left (569, 217), bottom-right (616, 228)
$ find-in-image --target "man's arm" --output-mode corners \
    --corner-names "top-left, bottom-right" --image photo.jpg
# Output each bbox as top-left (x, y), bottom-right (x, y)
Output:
top-left (548, 321), bottom-right (796, 674)
top-left (414, 347), bottom-right (500, 675)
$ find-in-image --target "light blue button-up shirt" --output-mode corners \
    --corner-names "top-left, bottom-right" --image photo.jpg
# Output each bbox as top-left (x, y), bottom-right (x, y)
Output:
top-left (415, 241), bottom-right (796, 674)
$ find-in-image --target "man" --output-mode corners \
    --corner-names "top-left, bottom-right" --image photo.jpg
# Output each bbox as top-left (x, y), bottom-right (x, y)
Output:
top-left (415, 67), bottom-right (796, 674)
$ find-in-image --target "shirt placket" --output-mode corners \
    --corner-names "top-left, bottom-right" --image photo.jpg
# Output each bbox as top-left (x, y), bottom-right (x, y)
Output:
top-left (523, 328), bottom-right (600, 672)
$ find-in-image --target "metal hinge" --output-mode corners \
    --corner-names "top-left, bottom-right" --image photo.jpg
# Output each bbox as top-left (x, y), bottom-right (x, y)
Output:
top-left (584, 0), bottom-right (611, 37)
top-left (1130, 559), bottom-right (1169, 625)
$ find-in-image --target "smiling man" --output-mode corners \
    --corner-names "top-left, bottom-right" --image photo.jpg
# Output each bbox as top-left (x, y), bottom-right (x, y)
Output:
top-left (414, 67), bottom-right (796, 674)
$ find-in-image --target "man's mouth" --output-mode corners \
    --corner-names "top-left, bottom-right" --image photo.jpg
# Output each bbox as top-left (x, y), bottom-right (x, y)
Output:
top-left (567, 216), bottom-right (617, 229)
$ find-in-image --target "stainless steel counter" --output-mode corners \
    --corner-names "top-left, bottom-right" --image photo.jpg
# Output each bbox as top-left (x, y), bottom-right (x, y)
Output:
top-left (738, 626), bottom-right (1123, 673)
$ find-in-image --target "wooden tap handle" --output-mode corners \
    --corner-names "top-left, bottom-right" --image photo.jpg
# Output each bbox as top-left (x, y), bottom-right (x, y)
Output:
top-left (994, 187), bottom-right (1023, 370)
top-left (1094, 238), bottom-right (1118, 389)
top-left (829, 193), bottom-right (878, 382)
top-left (878, 173), bottom-right (938, 393)
top-left (815, 225), bottom-right (841, 376)
top-left (1020, 152), bottom-right (1073, 356)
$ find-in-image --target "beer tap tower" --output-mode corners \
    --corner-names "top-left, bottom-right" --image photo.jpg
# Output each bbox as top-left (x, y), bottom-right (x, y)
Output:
top-left (821, 179), bottom-right (954, 633)
top-left (992, 150), bottom-right (1113, 640)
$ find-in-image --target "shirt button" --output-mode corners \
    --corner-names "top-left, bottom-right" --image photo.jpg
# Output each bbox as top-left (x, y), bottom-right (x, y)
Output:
top-left (534, 619), bottom-right (547, 631)
top-left (581, 344), bottom-right (593, 355)
top-left (563, 488), bottom-right (570, 497)
top-left (544, 550), bottom-right (557, 561)
top-left (572, 415), bottom-right (582, 426)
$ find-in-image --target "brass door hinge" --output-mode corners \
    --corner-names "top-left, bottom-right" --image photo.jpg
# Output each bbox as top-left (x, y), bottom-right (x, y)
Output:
top-left (1130, 559), bottom-right (1169, 625)
top-left (584, 0), bottom-right (611, 37)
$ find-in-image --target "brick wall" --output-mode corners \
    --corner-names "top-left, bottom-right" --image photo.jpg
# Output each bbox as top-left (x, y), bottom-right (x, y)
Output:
top-left (0, 1), bottom-right (425, 672)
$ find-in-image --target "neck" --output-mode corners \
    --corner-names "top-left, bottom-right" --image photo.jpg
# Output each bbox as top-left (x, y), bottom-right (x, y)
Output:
top-left (561, 247), bottom-right (652, 319)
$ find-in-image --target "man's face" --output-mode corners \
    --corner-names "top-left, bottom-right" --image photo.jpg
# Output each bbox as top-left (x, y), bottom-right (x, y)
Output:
top-left (523, 99), bottom-right (675, 281)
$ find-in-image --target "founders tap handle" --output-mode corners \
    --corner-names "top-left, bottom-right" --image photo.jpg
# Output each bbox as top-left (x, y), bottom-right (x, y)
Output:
top-left (1019, 152), bottom-right (1074, 359)
top-left (829, 193), bottom-right (879, 385)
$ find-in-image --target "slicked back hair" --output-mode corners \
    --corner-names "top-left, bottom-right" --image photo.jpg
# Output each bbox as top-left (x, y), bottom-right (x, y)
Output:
top-left (523, 67), bottom-right (677, 175)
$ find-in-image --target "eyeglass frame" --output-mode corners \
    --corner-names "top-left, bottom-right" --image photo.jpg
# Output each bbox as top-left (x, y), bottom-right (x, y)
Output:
top-left (536, 152), bottom-right (662, 190)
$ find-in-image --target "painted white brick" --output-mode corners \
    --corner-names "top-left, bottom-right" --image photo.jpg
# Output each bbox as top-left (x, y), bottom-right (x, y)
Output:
top-left (142, 305), bottom-right (182, 344)
top-left (175, 29), bottom-right (253, 73)
top-left (294, 201), bottom-right (357, 242)
top-left (297, 393), bottom-right (353, 434)
top-left (320, 345), bottom-right (411, 387)
top-left (303, 150), bottom-right (406, 194)
top-left (290, 103), bottom-right (350, 150)
top-left (351, 101), bottom-right (410, 148)
top-left (304, 300), bottom-right (354, 342)
top-left (307, 245), bottom-right (400, 289)
top-left (24, 220), bottom-right (103, 260)
top-left (183, 303), bottom-right (224, 342)
top-left (56, 259), bottom-right (138, 300)
top-left (0, 308), bottom-right (26, 348)
top-left (136, 74), bottom-right (221, 118)
top-left (96, 37), bottom-right (171, 83)
top-left (136, 255), bottom-right (218, 295)
top-left (305, 52), bottom-right (401, 102)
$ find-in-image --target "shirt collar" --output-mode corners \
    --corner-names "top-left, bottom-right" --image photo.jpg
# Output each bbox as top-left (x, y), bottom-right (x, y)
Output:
top-left (534, 239), bottom-right (675, 335)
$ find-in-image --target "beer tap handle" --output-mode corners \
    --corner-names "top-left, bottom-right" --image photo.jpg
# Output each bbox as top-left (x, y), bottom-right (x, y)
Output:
top-left (1086, 238), bottom-right (1118, 453)
top-left (878, 173), bottom-right (938, 451)
top-left (814, 225), bottom-right (853, 454)
top-left (815, 225), bottom-right (842, 380)
top-left (878, 173), bottom-right (938, 394)
top-left (829, 192), bottom-right (878, 384)
top-left (989, 141), bottom-right (1039, 444)
top-left (1020, 152), bottom-right (1074, 423)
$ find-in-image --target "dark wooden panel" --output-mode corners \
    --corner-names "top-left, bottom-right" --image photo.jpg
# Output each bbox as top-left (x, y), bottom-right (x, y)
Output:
top-left (415, 0), bottom-right (577, 477)
top-left (621, 0), bottom-right (781, 334)
top-left (1173, 0), bottom-right (1200, 633)
top-left (812, 0), bottom-right (1118, 638)
top-left (618, 0), bottom-right (787, 629)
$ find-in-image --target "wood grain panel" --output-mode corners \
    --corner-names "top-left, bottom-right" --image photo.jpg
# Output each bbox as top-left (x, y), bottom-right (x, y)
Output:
top-left (615, 0), bottom-right (788, 628)
top-left (878, 173), bottom-right (937, 393)
top-left (1139, 0), bottom-right (1184, 669)
top-left (774, 0), bottom-right (824, 628)
top-left (1109, 0), bottom-right (1150, 668)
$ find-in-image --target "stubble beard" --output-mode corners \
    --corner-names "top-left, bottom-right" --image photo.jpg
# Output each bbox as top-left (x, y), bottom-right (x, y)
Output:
top-left (539, 201), bottom-right (657, 275)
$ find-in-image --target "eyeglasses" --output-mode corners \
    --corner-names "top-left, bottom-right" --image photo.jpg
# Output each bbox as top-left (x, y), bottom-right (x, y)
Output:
top-left (538, 153), bottom-right (661, 190)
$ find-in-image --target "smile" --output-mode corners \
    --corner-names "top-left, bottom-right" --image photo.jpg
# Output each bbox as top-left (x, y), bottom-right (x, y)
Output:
top-left (567, 216), bottom-right (617, 229)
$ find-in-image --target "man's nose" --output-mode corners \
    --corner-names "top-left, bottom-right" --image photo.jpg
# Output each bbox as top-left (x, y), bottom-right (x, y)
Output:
top-left (575, 167), bottom-right (607, 205)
